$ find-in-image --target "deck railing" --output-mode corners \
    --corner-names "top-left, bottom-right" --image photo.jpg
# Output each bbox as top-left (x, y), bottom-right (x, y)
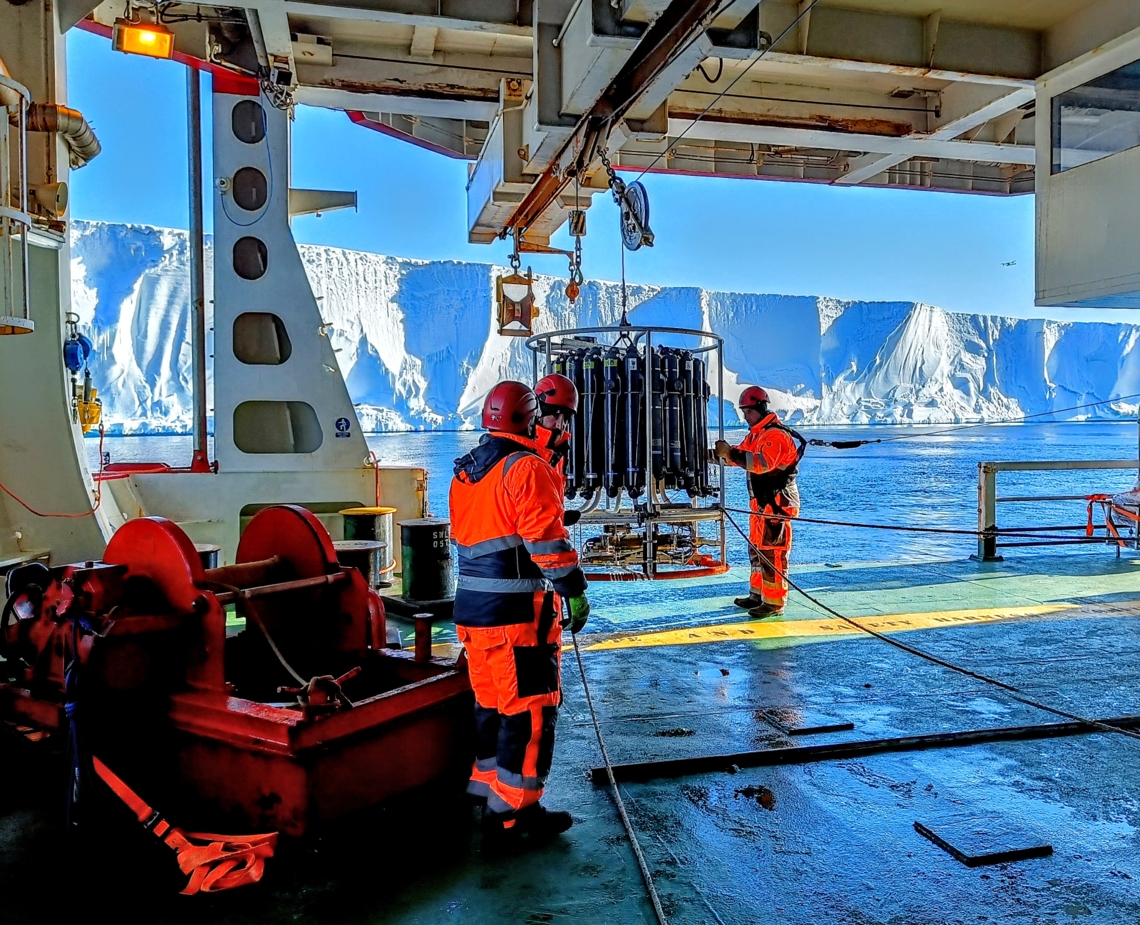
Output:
top-left (976, 459), bottom-right (1140, 560)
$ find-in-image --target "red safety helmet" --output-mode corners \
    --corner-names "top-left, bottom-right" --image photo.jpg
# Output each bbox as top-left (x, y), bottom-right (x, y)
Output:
top-left (739, 386), bottom-right (770, 410)
top-left (482, 380), bottom-right (539, 434)
top-left (534, 373), bottom-right (579, 414)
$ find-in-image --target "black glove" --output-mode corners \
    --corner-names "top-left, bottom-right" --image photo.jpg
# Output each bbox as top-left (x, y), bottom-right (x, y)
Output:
top-left (563, 509), bottom-right (582, 526)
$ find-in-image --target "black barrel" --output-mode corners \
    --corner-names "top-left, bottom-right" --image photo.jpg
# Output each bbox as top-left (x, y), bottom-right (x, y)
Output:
top-left (341, 506), bottom-right (397, 586)
top-left (333, 539), bottom-right (386, 588)
top-left (399, 518), bottom-right (455, 602)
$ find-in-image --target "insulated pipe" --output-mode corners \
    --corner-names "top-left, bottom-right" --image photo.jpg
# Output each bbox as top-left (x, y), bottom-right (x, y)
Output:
top-left (0, 57), bottom-right (22, 109)
top-left (204, 556), bottom-right (283, 589)
top-left (25, 104), bottom-right (101, 166)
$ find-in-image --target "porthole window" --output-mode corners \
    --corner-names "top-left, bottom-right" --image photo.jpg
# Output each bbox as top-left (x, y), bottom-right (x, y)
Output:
top-left (234, 401), bottom-right (323, 454)
top-left (231, 99), bottom-right (266, 144)
top-left (233, 312), bottom-right (292, 365)
top-left (233, 236), bottom-right (268, 280)
top-left (233, 166), bottom-right (268, 211)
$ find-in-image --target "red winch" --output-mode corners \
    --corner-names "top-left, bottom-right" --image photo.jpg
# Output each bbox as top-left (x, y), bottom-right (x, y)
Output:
top-left (0, 504), bottom-right (472, 843)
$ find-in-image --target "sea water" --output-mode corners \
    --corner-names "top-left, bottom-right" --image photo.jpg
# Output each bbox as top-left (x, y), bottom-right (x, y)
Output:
top-left (89, 423), bottom-right (1140, 566)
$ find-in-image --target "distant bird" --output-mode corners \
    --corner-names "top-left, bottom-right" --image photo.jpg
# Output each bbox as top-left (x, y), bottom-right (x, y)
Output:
top-left (1001, 260), bottom-right (1017, 267)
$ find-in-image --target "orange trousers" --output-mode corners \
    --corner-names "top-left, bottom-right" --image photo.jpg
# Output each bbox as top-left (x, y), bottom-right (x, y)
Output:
top-left (456, 591), bottom-right (562, 815)
top-left (749, 503), bottom-right (796, 608)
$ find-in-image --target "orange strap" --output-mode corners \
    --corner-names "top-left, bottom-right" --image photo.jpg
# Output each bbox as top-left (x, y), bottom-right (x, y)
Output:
top-left (92, 756), bottom-right (277, 895)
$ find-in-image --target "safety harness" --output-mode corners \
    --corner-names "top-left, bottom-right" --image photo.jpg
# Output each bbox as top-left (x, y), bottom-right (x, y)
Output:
top-left (747, 418), bottom-right (807, 517)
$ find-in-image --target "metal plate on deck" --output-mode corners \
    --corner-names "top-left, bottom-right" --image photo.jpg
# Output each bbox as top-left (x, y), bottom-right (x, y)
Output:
top-left (914, 814), bottom-right (1053, 867)
top-left (762, 708), bottom-right (854, 736)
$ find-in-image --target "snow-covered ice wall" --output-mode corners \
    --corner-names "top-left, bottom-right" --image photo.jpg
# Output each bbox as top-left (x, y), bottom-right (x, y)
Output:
top-left (70, 221), bottom-right (1140, 434)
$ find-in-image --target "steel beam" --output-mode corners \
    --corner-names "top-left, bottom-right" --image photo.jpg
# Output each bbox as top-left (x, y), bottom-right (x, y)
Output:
top-left (588, 714), bottom-right (1140, 784)
top-left (671, 118), bottom-right (1035, 166)
top-left (296, 86), bottom-right (497, 120)
top-left (759, 0), bottom-right (1042, 80)
top-left (835, 83), bottom-right (1034, 185)
top-left (502, 0), bottom-right (724, 238)
top-left (282, 0), bottom-right (529, 34)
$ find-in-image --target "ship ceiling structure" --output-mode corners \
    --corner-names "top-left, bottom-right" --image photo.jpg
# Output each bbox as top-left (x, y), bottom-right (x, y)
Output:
top-left (70, 0), bottom-right (1140, 304)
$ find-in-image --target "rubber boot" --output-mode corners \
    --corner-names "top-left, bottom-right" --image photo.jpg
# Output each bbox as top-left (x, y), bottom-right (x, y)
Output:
top-left (483, 804), bottom-right (573, 847)
top-left (748, 603), bottom-right (783, 618)
top-left (734, 594), bottom-right (762, 609)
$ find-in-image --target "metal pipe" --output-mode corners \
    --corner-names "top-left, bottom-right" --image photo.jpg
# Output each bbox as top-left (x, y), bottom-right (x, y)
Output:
top-left (414, 612), bottom-right (434, 662)
top-left (578, 488), bottom-right (603, 514)
top-left (186, 68), bottom-right (209, 471)
top-left (552, 0), bottom-right (586, 48)
top-left (213, 571), bottom-right (347, 604)
top-left (204, 555), bottom-right (282, 589)
top-left (589, 713), bottom-right (1140, 784)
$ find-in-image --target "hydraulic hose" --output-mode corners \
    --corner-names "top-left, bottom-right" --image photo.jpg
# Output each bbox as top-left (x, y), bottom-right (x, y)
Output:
top-left (26, 104), bottom-right (102, 166)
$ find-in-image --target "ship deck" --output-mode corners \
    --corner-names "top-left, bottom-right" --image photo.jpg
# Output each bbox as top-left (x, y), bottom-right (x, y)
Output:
top-left (6, 551), bottom-right (1140, 923)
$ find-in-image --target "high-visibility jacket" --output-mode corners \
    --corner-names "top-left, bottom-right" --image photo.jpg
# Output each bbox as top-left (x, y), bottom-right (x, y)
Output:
top-left (450, 432), bottom-right (587, 627)
top-left (729, 413), bottom-right (805, 514)
top-left (534, 424), bottom-right (571, 493)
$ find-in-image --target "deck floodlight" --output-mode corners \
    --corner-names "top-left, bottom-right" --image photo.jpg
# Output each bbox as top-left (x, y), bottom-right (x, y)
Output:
top-left (496, 270), bottom-right (538, 337)
top-left (112, 18), bottom-right (175, 59)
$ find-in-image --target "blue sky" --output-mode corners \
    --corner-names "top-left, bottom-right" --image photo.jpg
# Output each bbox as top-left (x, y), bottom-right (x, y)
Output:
top-left (67, 27), bottom-right (1103, 322)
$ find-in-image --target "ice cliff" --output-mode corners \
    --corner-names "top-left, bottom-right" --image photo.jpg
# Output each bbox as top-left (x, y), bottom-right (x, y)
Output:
top-left (70, 220), bottom-right (1140, 434)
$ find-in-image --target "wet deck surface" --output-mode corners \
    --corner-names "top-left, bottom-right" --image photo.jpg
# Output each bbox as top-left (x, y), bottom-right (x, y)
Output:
top-left (6, 552), bottom-right (1140, 923)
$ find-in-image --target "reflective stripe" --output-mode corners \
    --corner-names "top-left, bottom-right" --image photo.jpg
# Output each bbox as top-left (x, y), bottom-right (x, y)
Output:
top-left (486, 791), bottom-right (514, 814)
top-left (457, 576), bottom-right (553, 593)
top-left (474, 757), bottom-right (497, 772)
top-left (456, 534), bottom-right (524, 558)
top-left (501, 451), bottom-right (530, 479)
top-left (497, 768), bottom-right (545, 791)
top-left (745, 451), bottom-right (767, 474)
top-left (467, 779), bottom-right (492, 797)
top-left (541, 563), bottom-right (579, 580)
top-left (524, 538), bottom-right (575, 556)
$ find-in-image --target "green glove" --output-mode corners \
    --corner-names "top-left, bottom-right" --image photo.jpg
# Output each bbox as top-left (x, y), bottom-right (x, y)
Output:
top-left (567, 594), bottom-right (590, 634)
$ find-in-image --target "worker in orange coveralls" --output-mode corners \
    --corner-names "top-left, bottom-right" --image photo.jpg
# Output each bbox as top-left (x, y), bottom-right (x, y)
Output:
top-left (533, 373), bottom-right (580, 524)
top-left (714, 386), bottom-right (806, 618)
top-left (450, 380), bottom-right (590, 844)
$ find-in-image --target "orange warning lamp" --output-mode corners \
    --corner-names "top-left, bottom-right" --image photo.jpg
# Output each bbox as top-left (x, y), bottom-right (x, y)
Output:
top-left (112, 18), bottom-right (175, 59)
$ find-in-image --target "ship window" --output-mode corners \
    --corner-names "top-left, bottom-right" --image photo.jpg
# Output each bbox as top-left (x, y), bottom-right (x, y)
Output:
top-left (233, 312), bottom-right (291, 365)
top-left (231, 100), bottom-right (266, 144)
top-left (232, 166), bottom-right (268, 211)
top-left (233, 236), bottom-right (268, 280)
top-left (233, 401), bottom-right (323, 454)
top-left (1053, 58), bottom-right (1140, 173)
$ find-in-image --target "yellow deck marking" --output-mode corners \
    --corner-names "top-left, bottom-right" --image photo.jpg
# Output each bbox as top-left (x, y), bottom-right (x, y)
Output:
top-left (583, 603), bottom-right (1081, 652)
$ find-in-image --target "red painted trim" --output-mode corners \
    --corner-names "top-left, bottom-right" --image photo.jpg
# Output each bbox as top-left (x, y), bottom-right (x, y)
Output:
top-left (213, 70), bottom-right (261, 96)
top-left (346, 111), bottom-right (470, 161)
top-left (76, 17), bottom-right (259, 93)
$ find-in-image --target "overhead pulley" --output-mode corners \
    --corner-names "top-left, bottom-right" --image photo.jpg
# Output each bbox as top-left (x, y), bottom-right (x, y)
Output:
top-left (601, 152), bottom-right (653, 252)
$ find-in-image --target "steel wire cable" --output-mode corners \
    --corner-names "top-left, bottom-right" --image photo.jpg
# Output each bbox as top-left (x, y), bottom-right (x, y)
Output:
top-left (722, 506), bottom-right (1119, 543)
top-left (627, 0), bottom-right (825, 184)
top-left (721, 509), bottom-right (1140, 744)
top-left (804, 391), bottom-right (1140, 448)
top-left (571, 633), bottom-right (671, 925)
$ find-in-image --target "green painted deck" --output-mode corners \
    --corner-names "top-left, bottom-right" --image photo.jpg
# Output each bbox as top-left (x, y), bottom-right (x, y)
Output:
top-left (6, 552), bottom-right (1140, 923)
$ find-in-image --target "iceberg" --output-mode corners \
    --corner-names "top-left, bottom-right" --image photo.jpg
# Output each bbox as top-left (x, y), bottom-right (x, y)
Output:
top-left (69, 220), bottom-right (1140, 434)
